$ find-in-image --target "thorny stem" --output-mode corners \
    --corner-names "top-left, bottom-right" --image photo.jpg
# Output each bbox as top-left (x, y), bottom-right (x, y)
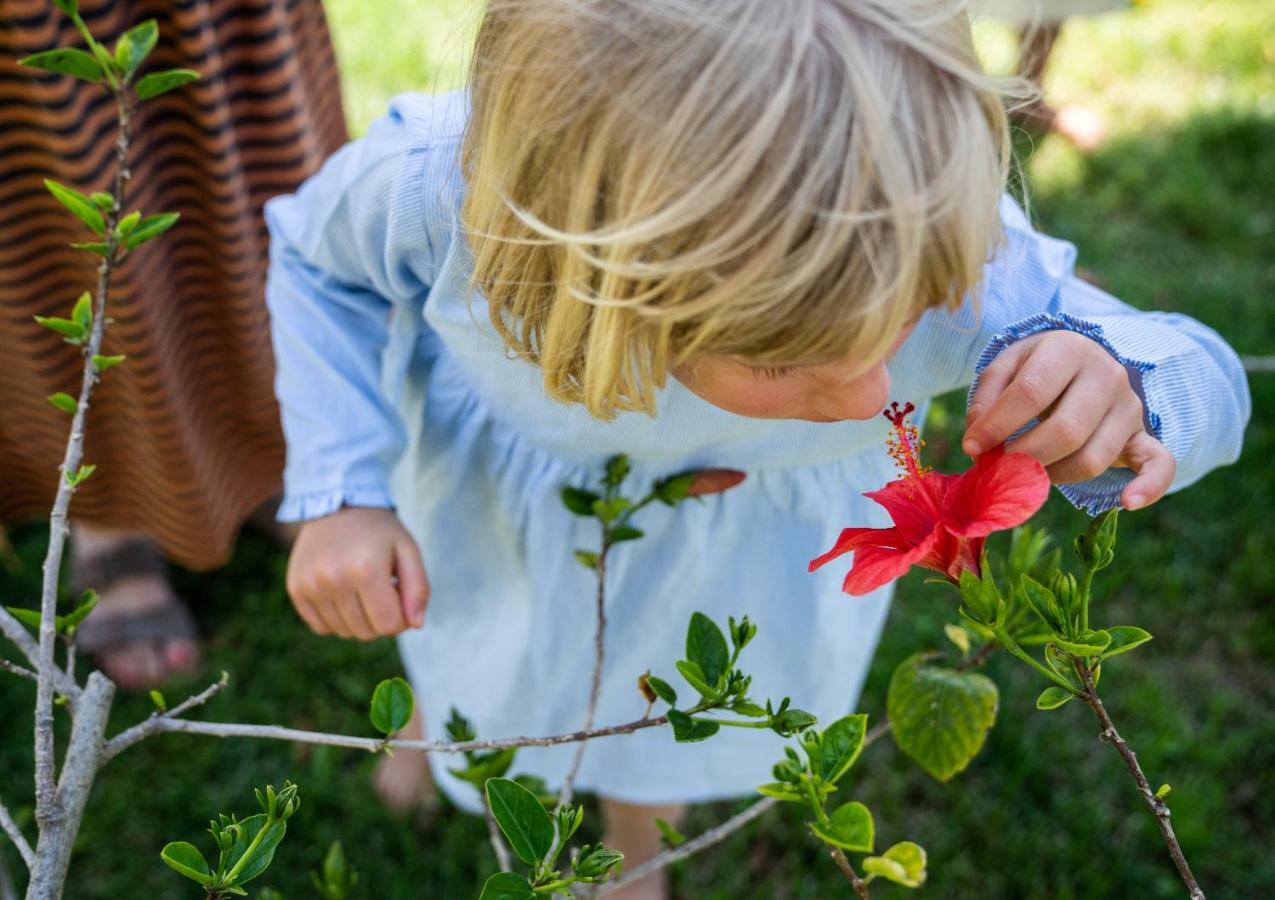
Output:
top-left (1075, 661), bottom-right (1205, 900)
top-left (558, 526), bottom-right (611, 811)
top-left (32, 79), bottom-right (131, 837)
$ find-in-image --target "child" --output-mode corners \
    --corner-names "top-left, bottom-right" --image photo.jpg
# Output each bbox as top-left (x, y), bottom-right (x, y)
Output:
top-left (264, 1), bottom-right (1248, 895)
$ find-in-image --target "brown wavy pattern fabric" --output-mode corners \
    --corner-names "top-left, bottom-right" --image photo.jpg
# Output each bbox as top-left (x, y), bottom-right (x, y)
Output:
top-left (0, 0), bottom-right (347, 569)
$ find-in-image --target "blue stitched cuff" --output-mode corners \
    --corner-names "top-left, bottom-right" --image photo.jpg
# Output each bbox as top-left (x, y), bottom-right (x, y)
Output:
top-left (969, 312), bottom-right (1162, 515)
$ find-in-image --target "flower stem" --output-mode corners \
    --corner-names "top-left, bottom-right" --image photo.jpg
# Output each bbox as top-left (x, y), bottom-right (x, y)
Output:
top-left (830, 847), bottom-right (871, 900)
top-left (1073, 661), bottom-right (1205, 899)
top-left (993, 626), bottom-right (1078, 693)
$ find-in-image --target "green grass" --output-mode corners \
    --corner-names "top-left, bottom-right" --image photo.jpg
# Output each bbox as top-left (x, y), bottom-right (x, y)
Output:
top-left (2, 0), bottom-right (1273, 897)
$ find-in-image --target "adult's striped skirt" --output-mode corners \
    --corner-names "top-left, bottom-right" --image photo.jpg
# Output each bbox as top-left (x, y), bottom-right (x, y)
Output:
top-left (0, 0), bottom-right (347, 568)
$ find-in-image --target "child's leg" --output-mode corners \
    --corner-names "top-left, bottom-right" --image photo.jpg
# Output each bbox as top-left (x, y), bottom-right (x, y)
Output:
top-left (372, 704), bottom-right (439, 815)
top-left (601, 797), bottom-right (687, 900)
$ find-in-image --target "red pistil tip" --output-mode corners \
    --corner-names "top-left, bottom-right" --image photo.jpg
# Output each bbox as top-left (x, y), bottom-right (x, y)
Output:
top-left (884, 401), bottom-right (928, 481)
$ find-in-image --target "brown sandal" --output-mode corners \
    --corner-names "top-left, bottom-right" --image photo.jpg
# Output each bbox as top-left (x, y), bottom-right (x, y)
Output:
top-left (71, 538), bottom-right (198, 684)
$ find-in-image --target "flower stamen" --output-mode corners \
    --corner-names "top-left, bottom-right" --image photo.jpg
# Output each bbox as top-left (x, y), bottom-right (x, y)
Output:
top-left (884, 401), bottom-right (941, 514)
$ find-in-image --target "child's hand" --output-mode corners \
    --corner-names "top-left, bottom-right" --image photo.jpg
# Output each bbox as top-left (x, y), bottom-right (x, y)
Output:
top-left (286, 507), bottom-right (429, 640)
top-left (963, 330), bottom-right (1176, 510)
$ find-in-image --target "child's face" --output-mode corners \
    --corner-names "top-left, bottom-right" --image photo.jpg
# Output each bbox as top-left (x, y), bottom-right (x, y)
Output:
top-left (672, 323), bottom-right (915, 422)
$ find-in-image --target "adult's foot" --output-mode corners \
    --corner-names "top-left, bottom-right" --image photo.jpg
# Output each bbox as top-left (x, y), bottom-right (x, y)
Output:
top-left (71, 526), bottom-right (199, 690)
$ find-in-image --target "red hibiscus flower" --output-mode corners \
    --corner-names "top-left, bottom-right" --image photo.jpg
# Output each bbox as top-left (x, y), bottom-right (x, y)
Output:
top-left (810, 402), bottom-right (1050, 596)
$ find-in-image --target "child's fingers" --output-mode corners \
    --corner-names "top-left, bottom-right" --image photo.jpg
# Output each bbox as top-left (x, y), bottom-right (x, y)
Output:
top-left (333, 593), bottom-right (378, 641)
top-left (964, 346), bottom-right (1073, 456)
top-left (1042, 401), bottom-right (1141, 483)
top-left (965, 338), bottom-right (1031, 427)
top-left (358, 577), bottom-right (409, 636)
top-left (394, 538), bottom-right (430, 629)
top-left (292, 597), bottom-right (331, 636)
top-left (1004, 370), bottom-right (1119, 466)
top-left (1120, 431), bottom-right (1177, 510)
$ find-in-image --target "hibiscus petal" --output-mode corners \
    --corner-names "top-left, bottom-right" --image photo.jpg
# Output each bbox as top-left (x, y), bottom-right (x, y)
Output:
top-left (943, 445), bottom-right (1051, 538)
top-left (864, 472), bottom-right (956, 543)
top-left (841, 528), bottom-right (942, 596)
top-left (809, 527), bottom-right (884, 572)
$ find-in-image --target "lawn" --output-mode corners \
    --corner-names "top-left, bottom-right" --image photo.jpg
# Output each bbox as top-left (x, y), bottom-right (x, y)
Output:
top-left (2, 0), bottom-right (1273, 897)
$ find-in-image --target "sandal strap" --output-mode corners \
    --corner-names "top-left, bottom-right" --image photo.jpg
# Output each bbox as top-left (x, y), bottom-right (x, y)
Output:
top-left (75, 603), bottom-right (197, 654)
top-left (70, 538), bottom-right (168, 594)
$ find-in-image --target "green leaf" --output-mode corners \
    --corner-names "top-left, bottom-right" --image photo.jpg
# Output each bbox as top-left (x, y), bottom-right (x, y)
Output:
top-left (47, 392), bottom-right (78, 413)
top-left (93, 354), bottom-right (127, 371)
top-left (603, 454), bottom-right (630, 488)
top-left (655, 817), bottom-right (685, 847)
top-left (572, 843), bottom-right (624, 879)
top-left (609, 525), bottom-right (644, 543)
top-left (685, 612), bottom-right (729, 686)
top-left (71, 241), bottom-right (111, 257)
top-left (809, 801), bottom-right (874, 853)
top-left (1100, 625), bottom-right (1152, 660)
top-left (817, 714), bottom-right (867, 785)
top-left (591, 496), bottom-right (632, 523)
top-left (124, 212), bottom-right (180, 249)
top-left (61, 589), bottom-right (98, 631)
top-left (887, 653), bottom-right (999, 782)
top-left (561, 485), bottom-right (600, 516)
top-left (149, 689), bottom-right (167, 711)
top-left (674, 660), bottom-right (715, 698)
top-left (160, 841), bottom-right (214, 885)
top-left (20, 48), bottom-right (104, 82)
top-left (53, 0), bottom-right (78, 15)
top-left (90, 191), bottom-right (114, 210)
top-left (485, 778), bottom-right (554, 866)
top-left (1021, 575), bottom-right (1065, 632)
top-left (5, 607), bottom-right (41, 630)
top-left (115, 19), bottom-right (158, 78)
top-left (863, 841), bottom-right (927, 888)
top-left (944, 623), bottom-right (972, 656)
top-left (44, 180), bottom-right (105, 234)
top-left (645, 675), bottom-right (677, 706)
top-left (34, 316), bottom-right (86, 344)
top-left (117, 210), bottom-right (142, 236)
top-left (1054, 629), bottom-right (1111, 656)
top-left (667, 709), bottom-right (720, 743)
top-left (573, 549), bottom-right (599, 570)
top-left (447, 747), bottom-right (516, 787)
top-left (756, 782), bottom-right (804, 802)
top-left (369, 677), bottom-right (414, 735)
top-left (1156, 783), bottom-right (1172, 799)
top-left (478, 872), bottom-right (535, 900)
top-left (66, 464), bottom-right (96, 487)
top-left (135, 68), bottom-right (200, 99)
top-left (1035, 686), bottom-right (1075, 710)
top-left (224, 814), bottom-right (287, 885)
top-left (312, 839), bottom-right (356, 899)
top-left (71, 291), bottom-right (92, 330)
top-left (769, 705), bottom-right (818, 738)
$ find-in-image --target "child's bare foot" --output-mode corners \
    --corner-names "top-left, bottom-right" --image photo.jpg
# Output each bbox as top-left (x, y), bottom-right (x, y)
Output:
top-left (372, 705), bottom-right (439, 817)
top-left (72, 527), bottom-right (199, 690)
top-left (601, 798), bottom-right (686, 900)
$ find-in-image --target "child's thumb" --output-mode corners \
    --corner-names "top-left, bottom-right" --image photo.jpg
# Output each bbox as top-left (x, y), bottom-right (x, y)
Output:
top-left (393, 538), bottom-right (430, 628)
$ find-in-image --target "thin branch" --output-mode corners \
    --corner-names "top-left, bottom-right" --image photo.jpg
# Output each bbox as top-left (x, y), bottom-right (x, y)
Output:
top-left (32, 88), bottom-right (132, 832)
top-left (100, 673), bottom-right (229, 759)
top-left (0, 659), bottom-right (36, 684)
top-left (597, 797), bottom-right (779, 895)
top-left (830, 847), bottom-right (871, 899)
top-left (559, 530), bottom-right (610, 811)
top-left (1076, 662), bottom-right (1205, 900)
top-left (485, 806), bottom-right (513, 873)
top-left (0, 798), bottom-right (33, 869)
top-left (104, 710), bottom-right (671, 764)
top-left (0, 611), bottom-right (78, 701)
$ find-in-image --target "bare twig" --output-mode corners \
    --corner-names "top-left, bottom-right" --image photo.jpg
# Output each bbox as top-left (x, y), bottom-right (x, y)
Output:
top-left (485, 806), bottom-right (514, 873)
top-left (32, 89), bottom-right (132, 833)
top-left (1075, 662), bottom-right (1205, 900)
top-left (0, 798), bottom-right (33, 869)
top-left (597, 797), bottom-right (779, 895)
top-left (559, 530), bottom-right (611, 811)
top-left (0, 659), bottom-right (36, 684)
top-left (0, 611), bottom-right (77, 701)
top-left (100, 673), bottom-right (229, 760)
top-left (104, 711), bottom-right (671, 764)
top-left (830, 847), bottom-right (871, 899)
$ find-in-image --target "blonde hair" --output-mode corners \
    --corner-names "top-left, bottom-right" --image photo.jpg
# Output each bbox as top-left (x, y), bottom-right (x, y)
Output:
top-left (462, 0), bottom-right (1023, 419)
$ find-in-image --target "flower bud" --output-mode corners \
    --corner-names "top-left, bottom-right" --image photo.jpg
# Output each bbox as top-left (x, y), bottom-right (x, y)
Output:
top-left (1075, 509), bottom-right (1118, 570)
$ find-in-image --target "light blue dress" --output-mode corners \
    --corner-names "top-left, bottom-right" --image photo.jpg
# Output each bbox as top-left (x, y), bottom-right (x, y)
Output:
top-left (264, 92), bottom-right (1250, 811)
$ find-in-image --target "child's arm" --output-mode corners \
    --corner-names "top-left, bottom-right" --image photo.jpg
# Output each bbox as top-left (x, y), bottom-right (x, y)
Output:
top-left (265, 98), bottom-right (445, 639)
top-left (952, 197), bottom-right (1250, 513)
